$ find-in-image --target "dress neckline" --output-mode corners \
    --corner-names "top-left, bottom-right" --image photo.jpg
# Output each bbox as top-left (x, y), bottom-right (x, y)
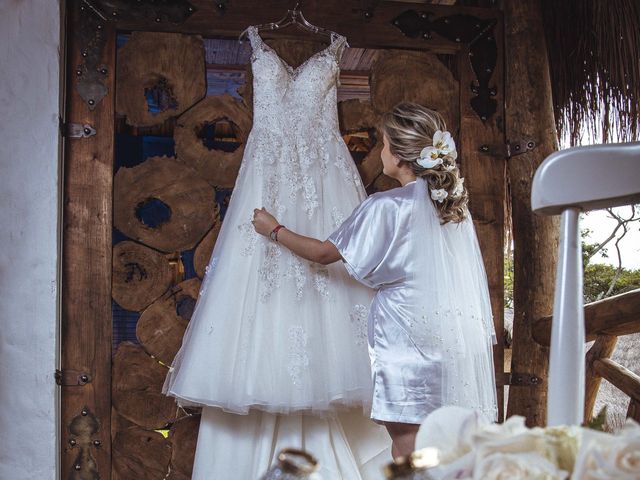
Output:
top-left (250, 26), bottom-right (344, 75)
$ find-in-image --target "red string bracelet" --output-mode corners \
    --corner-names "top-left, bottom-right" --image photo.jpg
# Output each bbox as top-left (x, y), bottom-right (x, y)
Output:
top-left (270, 224), bottom-right (286, 242)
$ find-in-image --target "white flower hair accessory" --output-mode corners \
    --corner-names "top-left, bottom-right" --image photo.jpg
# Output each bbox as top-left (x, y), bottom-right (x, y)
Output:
top-left (452, 177), bottom-right (465, 197)
top-left (431, 188), bottom-right (448, 203)
top-left (416, 130), bottom-right (457, 169)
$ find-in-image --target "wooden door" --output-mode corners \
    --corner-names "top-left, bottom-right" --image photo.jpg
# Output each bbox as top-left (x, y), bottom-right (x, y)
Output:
top-left (61, 1), bottom-right (505, 477)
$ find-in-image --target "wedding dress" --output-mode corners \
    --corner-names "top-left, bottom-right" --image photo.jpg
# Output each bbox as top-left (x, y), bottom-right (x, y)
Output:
top-left (164, 26), bottom-right (390, 478)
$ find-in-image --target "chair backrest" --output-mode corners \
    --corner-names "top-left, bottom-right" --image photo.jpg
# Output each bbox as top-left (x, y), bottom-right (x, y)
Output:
top-left (531, 142), bottom-right (640, 426)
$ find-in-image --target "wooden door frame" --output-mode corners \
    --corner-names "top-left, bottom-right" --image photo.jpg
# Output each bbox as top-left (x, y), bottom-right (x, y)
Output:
top-left (61, 1), bottom-right (505, 477)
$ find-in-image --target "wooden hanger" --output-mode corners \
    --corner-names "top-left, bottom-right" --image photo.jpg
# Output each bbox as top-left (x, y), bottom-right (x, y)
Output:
top-left (238, 2), bottom-right (342, 41)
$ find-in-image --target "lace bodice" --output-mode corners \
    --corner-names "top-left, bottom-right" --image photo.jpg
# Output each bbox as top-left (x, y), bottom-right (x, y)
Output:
top-left (247, 26), bottom-right (347, 135)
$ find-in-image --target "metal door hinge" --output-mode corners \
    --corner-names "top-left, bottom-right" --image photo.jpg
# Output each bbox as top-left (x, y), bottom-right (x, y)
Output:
top-left (62, 122), bottom-right (96, 138)
top-left (479, 139), bottom-right (536, 158)
top-left (502, 372), bottom-right (542, 387)
top-left (55, 369), bottom-right (92, 386)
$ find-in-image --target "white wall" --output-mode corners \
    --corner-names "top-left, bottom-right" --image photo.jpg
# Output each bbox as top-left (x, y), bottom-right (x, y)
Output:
top-left (0, 1), bottom-right (62, 478)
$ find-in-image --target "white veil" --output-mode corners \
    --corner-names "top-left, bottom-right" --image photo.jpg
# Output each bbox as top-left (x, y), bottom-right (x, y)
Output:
top-left (408, 177), bottom-right (498, 421)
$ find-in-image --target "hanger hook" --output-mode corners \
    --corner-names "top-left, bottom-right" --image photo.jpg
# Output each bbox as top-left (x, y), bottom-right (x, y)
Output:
top-left (292, 1), bottom-right (301, 14)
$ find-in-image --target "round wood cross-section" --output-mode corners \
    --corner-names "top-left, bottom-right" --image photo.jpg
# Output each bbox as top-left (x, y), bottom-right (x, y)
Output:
top-left (113, 156), bottom-right (216, 253)
top-left (168, 415), bottom-right (201, 479)
top-left (112, 427), bottom-right (172, 480)
top-left (116, 32), bottom-right (206, 127)
top-left (136, 278), bottom-right (201, 366)
top-left (370, 50), bottom-right (459, 133)
top-left (112, 342), bottom-right (177, 429)
top-left (193, 205), bottom-right (221, 279)
top-left (112, 241), bottom-right (173, 311)
top-left (338, 99), bottom-right (383, 189)
top-left (174, 94), bottom-right (252, 189)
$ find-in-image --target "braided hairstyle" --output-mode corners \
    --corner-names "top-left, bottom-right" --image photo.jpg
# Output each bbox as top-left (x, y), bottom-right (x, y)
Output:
top-left (380, 102), bottom-right (468, 224)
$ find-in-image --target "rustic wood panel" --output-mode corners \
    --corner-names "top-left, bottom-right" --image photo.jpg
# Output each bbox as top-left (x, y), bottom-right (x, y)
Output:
top-left (112, 240), bottom-right (174, 311)
top-left (112, 1), bottom-right (500, 53)
top-left (174, 94), bottom-right (252, 189)
top-left (116, 32), bottom-right (206, 127)
top-left (112, 342), bottom-right (178, 429)
top-left (136, 278), bottom-right (201, 365)
top-left (504, 0), bottom-right (559, 426)
top-left (168, 415), bottom-right (201, 480)
top-left (61, 9), bottom-right (115, 479)
top-left (533, 289), bottom-right (640, 346)
top-left (457, 14), bottom-right (506, 420)
top-left (584, 335), bottom-right (618, 422)
top-left (113, 156), bottom-right (216, 253)
top-left (112, 427), bottom-right (172, 480)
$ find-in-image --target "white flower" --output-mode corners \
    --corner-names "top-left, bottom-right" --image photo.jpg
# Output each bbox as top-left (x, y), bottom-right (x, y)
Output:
top-left (452, 178), bottom-right (465, 197)
top-left (433, 130), bottom-right (457, 157)
top-left (573, 420), bottom-right (640, 480)
top-left (473, 452), bottom-right (569, 480)
top-left (417, 146), bottom-right (443, 169)
top-left (431, 188), bottom-right (448, 203)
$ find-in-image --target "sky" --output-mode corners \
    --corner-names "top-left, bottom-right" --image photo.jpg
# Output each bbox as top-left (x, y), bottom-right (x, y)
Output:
top-left (581, 206), bottom-right (640, 269)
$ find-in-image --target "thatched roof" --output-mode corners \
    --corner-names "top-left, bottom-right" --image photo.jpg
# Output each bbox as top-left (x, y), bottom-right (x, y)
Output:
top-left (542, 0), bottom-right (640, 145)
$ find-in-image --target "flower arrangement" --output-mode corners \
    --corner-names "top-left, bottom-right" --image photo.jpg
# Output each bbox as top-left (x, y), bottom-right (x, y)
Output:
top-left (414, 406), bottom-right (640, 480)
top-left (415, 130), bottom-right (465, 204)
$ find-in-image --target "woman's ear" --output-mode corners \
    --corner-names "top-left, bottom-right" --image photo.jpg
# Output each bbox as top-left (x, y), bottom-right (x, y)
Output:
top-left (392, 155), bottom-right (401, 166)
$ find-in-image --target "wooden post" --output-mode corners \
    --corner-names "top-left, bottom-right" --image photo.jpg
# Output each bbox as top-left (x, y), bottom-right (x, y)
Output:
top-left (504, 0), bottom-right (559, 426)
top-left (61, 2), bottom-right (115, 477)
top-left (584, 335), bottom-right (618, 422)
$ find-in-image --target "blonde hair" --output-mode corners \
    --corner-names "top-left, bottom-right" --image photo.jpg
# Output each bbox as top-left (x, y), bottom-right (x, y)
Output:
top-left (380, 102), bottom-right (468, 224)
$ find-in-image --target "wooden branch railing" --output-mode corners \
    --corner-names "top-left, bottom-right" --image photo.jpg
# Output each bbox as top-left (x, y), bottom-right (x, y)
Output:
top-left (533, 288), bottom-right (640, 423)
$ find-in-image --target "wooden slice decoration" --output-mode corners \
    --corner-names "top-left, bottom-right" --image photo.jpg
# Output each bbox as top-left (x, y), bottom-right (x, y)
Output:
top-left (338, 99), bottom-right (383, 189)
top-left (174, 94), bottom-right (252, 189)
top-left (113, 156), bottom-right (216, 253)
top-left (193, 205), bottom-right (221, 278)
top-left (112, 342), bottom-right (177, 429)
top-left (167, 415), bottom-right (201, 479)
top-left (136, 278), bottom-right (201, 365)
top-left (111, 407), bottom-right (137, 442)
top-left (112, 240), bottom-right (173, 311)
top-left (112, 427), bottom-right (172, 480)
top-left (116, 32), bottom-right (206, 127)
top-left (370, 50), bottom-right (459, 133)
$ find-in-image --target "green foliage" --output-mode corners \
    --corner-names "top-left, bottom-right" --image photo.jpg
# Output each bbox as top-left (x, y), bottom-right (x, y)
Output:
top-left (504, 255), bottom-right (514, 309)
top-left (584, 262), bottom-right (640, 303)
top-left (585, 406), bottom-right (607, 431)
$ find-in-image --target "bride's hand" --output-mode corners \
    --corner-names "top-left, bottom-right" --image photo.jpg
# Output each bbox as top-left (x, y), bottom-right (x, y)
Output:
top-left (252, 208), bottom-right (279, 236)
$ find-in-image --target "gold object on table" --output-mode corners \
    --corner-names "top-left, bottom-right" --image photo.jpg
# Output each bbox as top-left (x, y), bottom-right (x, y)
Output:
top-left (384, 447), bottom-right (440, 479)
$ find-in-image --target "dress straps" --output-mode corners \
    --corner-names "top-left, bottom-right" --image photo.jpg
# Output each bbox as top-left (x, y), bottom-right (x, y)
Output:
top-left (246, 26), bottom-right (263, 50)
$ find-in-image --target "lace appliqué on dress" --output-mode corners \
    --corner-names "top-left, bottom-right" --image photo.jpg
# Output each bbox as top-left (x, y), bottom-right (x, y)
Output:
top-left (287, 325), bottom-right (310, 387)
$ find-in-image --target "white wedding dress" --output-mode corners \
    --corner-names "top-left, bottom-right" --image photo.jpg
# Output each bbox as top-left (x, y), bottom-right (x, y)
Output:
top-left (164, 26), bottom-right (390, 478)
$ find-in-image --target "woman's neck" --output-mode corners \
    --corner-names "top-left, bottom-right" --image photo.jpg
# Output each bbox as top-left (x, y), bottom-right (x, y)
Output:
top-left (395, 171), bottom-right (417, 186)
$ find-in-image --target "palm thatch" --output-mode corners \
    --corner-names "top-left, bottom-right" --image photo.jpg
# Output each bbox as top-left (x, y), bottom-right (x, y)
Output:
top-left (542, 0), bottom-right (640, 145)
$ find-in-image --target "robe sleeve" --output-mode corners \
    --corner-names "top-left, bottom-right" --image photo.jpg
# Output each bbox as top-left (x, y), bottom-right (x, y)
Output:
top-left (327, 194), bottom-right (395, 288)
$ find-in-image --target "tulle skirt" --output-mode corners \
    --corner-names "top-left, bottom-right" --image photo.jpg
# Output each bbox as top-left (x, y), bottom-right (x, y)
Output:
top-left (191, 407), bottom-right (391, 480)
top-left (163, 128), bottom-right (377, 414)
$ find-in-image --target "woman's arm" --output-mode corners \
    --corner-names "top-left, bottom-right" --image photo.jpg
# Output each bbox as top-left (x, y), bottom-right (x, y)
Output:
top-left (252, 208), bottom-right (342, 265)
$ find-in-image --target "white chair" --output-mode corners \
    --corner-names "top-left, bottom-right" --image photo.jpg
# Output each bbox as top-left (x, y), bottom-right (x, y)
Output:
top-left (531, 142), bottom-right (640, 426)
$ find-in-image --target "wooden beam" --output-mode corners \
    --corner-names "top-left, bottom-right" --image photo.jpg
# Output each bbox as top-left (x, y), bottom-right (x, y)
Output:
top-left (114, 0), bottom-right (500, 54)
top-left (504, 0), bottom-right (559, 426)
top-left (61, 2), bottom-right (114, 477)
top-left (584, 335), bottom-right (618, 422)
top-left (533, 289), bottom-right (640, 347)
top-left (593, 358), bottom-right (640, 402)
top-left (457, 11), bottom-right (506, 420)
